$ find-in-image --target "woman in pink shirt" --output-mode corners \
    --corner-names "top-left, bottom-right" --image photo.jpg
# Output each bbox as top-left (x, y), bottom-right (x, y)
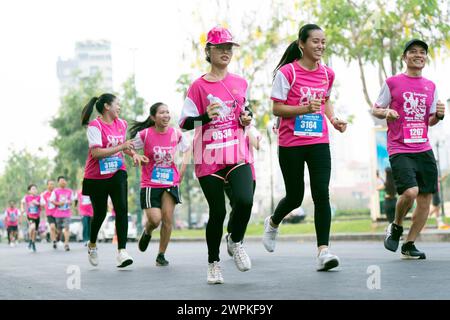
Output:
top-left (5, 200), bottom-right (20, 247)
top-left (21, 184), bottom-right (41, 252)
top-left (179, 26), bottom-right (254, 284)
top-left (130, 102), bottom-right (190, 267)
top-left (81, 93), bottom-right (147, 268)
top-left (262, 24), bottom-right (347, 272)
top-left (77, 189), bottom-right (93, 245)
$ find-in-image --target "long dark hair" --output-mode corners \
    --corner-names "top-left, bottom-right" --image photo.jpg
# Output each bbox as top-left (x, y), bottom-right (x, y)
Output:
top-left (384, 167), bottom-right (397, 197)
top-left (129, 102), bottom-right (166, 138)
top-left (81, 93), bottom-right (117, 126)
top-left (273, 24), bottom-right (322, 77)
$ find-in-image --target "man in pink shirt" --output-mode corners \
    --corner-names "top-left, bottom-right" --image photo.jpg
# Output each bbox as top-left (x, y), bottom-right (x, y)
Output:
top-left (50, 176), bottom-right (75, 251)
top-left (21, 184), bottom-right (41, 252)
top-left (372, 39), bottom-right (446, 259)
top-left (77, 189), bottom-right (93, 245)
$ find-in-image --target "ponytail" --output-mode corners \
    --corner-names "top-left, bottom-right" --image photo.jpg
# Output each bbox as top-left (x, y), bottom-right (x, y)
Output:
top-left (273, 23), bottom-right (322, 78)
top-left (129, 116), bottom-right (155, 139)
top-left (128, 102), bottom-right (165, 138)
top-left (273, 41), bottom-right (302, 78)
top-left (81, 97), bottom-right (98, 125)
top-left (81, 93), bottom-right (117, 126)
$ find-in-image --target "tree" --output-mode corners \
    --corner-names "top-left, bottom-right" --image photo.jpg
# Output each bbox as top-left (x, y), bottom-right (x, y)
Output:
top-left (50, 73), bottom-right (104, 188)
top-left (119, 74), bottom-right (146, 229)
top-left (0, 148), bottom-right (53, 206)
top-left (303, 0), bottom-right (450, 112)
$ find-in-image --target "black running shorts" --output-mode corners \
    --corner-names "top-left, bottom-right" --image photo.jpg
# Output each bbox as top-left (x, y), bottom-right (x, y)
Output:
top-left (140, 186), bottom-right (181, 209)
top-left (389, 150), bottom-right (438, 195)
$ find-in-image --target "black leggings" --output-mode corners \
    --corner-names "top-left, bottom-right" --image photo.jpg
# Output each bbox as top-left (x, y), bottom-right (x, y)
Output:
top-left (199, 164), bottom-right (254, 263)
top-left (82, 170), bottom-right (128, 250)
top-left (225, 181), bottom-right (256, 234)
top-left (272, 144), bottom-right (331, 247)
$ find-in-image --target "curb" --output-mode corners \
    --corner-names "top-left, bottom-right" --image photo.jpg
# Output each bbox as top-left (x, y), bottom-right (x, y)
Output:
top-left (170, 230), bottom-right (450, 242)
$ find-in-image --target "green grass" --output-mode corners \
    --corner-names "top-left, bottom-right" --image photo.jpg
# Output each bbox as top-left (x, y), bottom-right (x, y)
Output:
top-left (162, 217), bottom-right (450, 239)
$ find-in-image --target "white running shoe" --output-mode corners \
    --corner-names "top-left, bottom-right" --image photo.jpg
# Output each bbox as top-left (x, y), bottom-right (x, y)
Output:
top-left (230, 241), bottom-right (252, 272)
top-left (88, 243), bottom-right (99, 266)
top-left (262, 216), bottom-right (278, 252)
top-left (317, 248), bottom-right (340, 271)
top-left (117, 249), bottom-right (133, 268)
top-left (207, 261), bottom-right (224, 284)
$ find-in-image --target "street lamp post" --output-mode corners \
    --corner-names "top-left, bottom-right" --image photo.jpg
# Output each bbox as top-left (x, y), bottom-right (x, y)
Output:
top-left (436, 140), bottom-right (446, 218)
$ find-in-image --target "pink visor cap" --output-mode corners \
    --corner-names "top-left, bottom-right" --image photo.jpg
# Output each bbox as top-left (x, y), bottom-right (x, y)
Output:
top-left (206, 26), bottom-right (240, 46)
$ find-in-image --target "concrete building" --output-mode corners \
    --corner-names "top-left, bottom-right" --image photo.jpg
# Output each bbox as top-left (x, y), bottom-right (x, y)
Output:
top-left (57, 40), bottom-right (113, 94)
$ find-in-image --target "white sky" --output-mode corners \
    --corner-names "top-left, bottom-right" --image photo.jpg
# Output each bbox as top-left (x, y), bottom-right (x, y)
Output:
top-left (0, 0), bottom-right (449, 173)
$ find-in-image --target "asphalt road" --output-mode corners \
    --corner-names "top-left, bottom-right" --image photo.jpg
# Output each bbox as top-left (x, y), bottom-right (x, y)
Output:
top-left (1, 239), bottom-right (450, 300)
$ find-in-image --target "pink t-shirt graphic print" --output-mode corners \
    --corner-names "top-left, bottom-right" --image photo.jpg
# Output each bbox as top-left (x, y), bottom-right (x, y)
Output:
top-left (374, 73), bottom-right (437, 156)
top-left (179, 73), bottom-right (251, 178)
top-left (84, 117), bottom-right (128, 179)
top-left (271, 62), bottom-right (335, 147)
top-left (133, 127), bottom-right (190, 188)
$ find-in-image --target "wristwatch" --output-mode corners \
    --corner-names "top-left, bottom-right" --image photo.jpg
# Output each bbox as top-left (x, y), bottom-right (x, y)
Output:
top-left (436, 113), bottom-right (445, 120)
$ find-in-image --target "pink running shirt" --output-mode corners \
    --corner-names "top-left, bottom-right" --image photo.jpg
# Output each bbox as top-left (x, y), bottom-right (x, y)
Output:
top-left (84, 117), bottom-right (128, 179)
top-left (133, 127), bottom-right (190, 188)
top-left (40, 191), bottom-right (56, 217)
top-left (179, 73), bottom-right (251, 178)
top-left (271, 61), bottom-right (335, 147)
top-left (77, 191), bottom-right (93, 217)
top-left (23, 195), bottom-right (41, 219)
top-left (374, 73), bottom-right (437, 156)
top-left (50, 188), bottom-right (74, 218)
top-left (5, 208), bottom-right (20, 227)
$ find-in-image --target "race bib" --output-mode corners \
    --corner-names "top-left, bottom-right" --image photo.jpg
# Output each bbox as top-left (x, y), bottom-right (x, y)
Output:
top-left (81, 196), bottom-right (91, 205)
top-left (403, 122), bottom-right (428, 143)
top-left (99, 156), bottom-right (123, 175)
top-left (205, 124), bottom-right (239, 150)
top-left (28, 205), bottom-right (38, 214)
top-left (151, 167), bottom-right (174, 185)
top-left (294, 114), bottom-right (323, 137)
top-left (58, 203), bottom-right (69, 210)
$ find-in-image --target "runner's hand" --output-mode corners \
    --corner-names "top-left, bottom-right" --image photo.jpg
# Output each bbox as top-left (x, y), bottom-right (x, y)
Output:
top-left (206, 103), bottom-right (221, 119)
top-left (436, 100), bottom-right (445, 118)
top-left (121, 140), bottom-right (135, 151)
top-left (385, 109), bottom-right (399, 121)
top-left (332, 118), bottom-right (347, 133)
top-left (132, 154), bottom-right (149, 167)
top-left (306, 98), bottom-right (322, 113)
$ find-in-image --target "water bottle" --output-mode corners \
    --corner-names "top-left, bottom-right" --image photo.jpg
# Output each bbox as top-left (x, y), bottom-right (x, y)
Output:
top-left (207, 94), bottom-right (229, 117)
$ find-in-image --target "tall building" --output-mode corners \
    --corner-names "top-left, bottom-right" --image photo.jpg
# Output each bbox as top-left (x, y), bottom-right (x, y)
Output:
top-left (57, 40), bottom-right (113, 95)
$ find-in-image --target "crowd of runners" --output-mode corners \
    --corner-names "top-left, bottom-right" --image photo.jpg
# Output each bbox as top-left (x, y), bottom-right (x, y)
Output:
top-left (2, 24), bottom-right (448, 284)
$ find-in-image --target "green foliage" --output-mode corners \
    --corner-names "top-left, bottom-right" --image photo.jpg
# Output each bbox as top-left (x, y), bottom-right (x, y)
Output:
top-left (0, 149), bottom-right (52, 205)
top-left (50, 73), bottom-right (105, 188)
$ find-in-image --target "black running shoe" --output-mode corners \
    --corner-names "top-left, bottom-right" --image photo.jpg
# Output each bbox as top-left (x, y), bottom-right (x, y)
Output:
top-left (401, 242), bottom-right (426, 260)
top-left (53, 241), bottom-right (57, 249)
top-left (384, 223), bottom-right (403, 252)
top-left (138, 229), bottom-right (151, 252)
top-left (156, 253), bottom-right (169, 266)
